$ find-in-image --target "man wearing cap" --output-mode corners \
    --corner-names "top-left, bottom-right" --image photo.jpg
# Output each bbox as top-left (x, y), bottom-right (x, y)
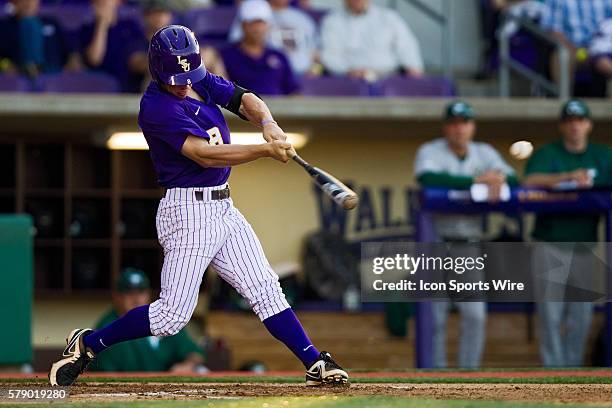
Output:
top-left (524, 99), bottom-right (611, 367)
top-left (91, 269), bottom-right (206, 372)
top-left (414, 101), bottom-right (518, 368)
top-left (221, 0), bottom-right (299, 95)
top-left (228, 0), bottom-right (319, 76)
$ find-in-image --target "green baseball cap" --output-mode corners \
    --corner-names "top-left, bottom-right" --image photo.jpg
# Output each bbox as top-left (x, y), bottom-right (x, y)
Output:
top-left (116, 268), bottom-right (150, 293)
top-left (560, 99), bottom-right (590, 120)
top-left (444, 101), bottom-right (475, 121)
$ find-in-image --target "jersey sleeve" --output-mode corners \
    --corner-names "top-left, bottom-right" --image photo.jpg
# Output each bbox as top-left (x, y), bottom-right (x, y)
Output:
top-left (139, 102), bottom-right (209, 153)
top-left (414, 143), bottom-right (444, 176)
top-left (413, 146), bottom-right (477, 188)
top-left (193, 71), bottom-right (235, 107)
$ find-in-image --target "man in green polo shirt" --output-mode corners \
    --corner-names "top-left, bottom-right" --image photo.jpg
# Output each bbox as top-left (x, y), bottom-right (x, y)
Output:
top-left (90, 269), bottom-right (206, 372)
top-left (524, 99), bottom-right (611, 367)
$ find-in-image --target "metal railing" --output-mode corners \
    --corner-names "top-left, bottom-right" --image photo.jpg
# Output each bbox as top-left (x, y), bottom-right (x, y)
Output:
top-left (498, 14), bottom-right (570, 98)
top-left (392, 0), bottom-right (454, 81)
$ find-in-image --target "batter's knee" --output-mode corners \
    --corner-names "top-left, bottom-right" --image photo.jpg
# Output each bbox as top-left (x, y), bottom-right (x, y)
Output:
top-left (148, 300), bottom-right (191, 337)
top-left (244, 276), bottom-right (290, 321)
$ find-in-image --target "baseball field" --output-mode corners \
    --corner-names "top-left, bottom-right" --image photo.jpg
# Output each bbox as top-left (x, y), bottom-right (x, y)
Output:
top-left (2, 370), bottom-right (612, 407)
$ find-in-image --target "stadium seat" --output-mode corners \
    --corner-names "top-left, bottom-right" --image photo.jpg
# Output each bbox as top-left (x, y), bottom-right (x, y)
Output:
top-left (38, 4), bottom-right (94, 31)
top-left (373, 76), bottom-right (456, 97)
top-left (37, 72), bottom-right (121, 93)
top-left (181, 6), bottom-right (237, 41)
top-left (0, 75), bottom-right (31, 92)
top-left (117, 5), bottom-right (143, 28)
top-left (38, 4), bottom-right (143, 30)
top-left (199, 38), bottom-right (229, 52)
top-left (300, 76), bottom-right (371, 97)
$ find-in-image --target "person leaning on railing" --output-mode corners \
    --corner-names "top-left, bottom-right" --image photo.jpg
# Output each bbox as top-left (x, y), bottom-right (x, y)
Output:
top-left (523, 99), bottom-right (612, 367)
top-left (413, 101), bottom-right (519, 369)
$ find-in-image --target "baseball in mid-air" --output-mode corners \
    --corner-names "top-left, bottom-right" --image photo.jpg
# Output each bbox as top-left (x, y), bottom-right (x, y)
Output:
top-left (509, 140), bottom-right (533, 160)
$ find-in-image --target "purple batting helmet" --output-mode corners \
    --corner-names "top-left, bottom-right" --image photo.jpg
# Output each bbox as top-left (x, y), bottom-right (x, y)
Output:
top-left (148, 25), bottom-right (206, 86)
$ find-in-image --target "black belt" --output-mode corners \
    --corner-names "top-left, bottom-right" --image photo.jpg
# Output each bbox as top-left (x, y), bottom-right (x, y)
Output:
top-left (208, 186), bottom-right (230, 201)
top-left (163, 186), bottom-right (230, 201)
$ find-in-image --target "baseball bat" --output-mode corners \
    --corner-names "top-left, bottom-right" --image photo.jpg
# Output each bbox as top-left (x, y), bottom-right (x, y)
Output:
top-left (288, 150), bottom-right (358, 210)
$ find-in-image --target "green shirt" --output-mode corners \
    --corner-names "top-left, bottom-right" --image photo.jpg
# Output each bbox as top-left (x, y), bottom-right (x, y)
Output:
top-left (525, 140), bottom-right (611, 242)
top-left (90, 309), bottom-right (203, 372)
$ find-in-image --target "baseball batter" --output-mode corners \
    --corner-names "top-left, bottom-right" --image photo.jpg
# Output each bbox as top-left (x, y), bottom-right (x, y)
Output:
top-left (49, 25), bottom-right (348, 387)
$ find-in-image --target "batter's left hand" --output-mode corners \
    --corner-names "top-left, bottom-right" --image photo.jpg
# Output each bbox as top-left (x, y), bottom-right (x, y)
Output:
top-left (262, 121), bottom-right (287, 143)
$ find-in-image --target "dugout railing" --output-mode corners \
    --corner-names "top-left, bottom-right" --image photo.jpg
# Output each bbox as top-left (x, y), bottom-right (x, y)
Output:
top-left (414, 187), bottom-right (612, 368)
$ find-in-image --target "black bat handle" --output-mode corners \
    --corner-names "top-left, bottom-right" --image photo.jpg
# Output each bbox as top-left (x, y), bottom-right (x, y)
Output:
top-left (291, 153), bottom-right (315, 173)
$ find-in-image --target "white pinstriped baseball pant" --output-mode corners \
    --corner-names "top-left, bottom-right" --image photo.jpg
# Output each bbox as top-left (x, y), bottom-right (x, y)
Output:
top-left (149, 184), bottom-right (290, 337)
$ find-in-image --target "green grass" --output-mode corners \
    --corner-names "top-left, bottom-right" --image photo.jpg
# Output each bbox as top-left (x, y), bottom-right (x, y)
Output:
top-left (0, 397), bottom-right (606, 408)
top-left (347, 367), bottom-right (612, 373)
top-left (2, 376), bottom-right (612, 385)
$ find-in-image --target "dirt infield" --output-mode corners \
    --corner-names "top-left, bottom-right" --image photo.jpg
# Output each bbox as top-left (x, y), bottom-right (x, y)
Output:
top-left (4, 369), bottom-right (612, 380)
top-left (4, 381), bottom-right (612, 405)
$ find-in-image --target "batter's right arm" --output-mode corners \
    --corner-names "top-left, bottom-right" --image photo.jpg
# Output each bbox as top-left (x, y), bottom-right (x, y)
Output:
top-left (181, 136), bottom-right (293, 167)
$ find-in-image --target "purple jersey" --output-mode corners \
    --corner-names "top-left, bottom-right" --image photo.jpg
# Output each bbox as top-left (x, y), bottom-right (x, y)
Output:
top-left (138, 72), bottom-right (236, 188)
top-left (221, 44), bottom-right (300, 96)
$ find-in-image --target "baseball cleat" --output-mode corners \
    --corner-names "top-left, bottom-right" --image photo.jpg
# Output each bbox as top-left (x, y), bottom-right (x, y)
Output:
top-left (305, 351), bottom-right (349, 386)
top-left (49, 328), bottom-right (95, 386)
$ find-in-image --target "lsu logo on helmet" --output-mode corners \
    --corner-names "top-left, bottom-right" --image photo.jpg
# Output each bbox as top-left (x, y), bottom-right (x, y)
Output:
top-left (177, 56), bottom-right (191, 72)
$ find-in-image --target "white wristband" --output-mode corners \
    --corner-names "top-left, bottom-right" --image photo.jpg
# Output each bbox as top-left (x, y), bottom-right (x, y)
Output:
top-left (261, 119), bottom-right (277, 127)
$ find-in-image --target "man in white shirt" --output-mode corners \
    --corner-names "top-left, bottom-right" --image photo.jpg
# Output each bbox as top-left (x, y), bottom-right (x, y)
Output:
top-left (320, 0), bottom-right (423, 80)
top-left (229, 0), bottom-right (319, 75)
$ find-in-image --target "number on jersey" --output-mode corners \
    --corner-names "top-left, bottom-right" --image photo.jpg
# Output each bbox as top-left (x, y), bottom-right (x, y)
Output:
top-left (206, 127), bottom-right (224, 146)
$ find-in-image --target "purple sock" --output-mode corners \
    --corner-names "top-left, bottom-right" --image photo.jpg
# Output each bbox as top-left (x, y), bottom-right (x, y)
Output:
top-left (263, 308), bottom-right (320, 367)
top-left (84, 305), bottom-right (152, 354)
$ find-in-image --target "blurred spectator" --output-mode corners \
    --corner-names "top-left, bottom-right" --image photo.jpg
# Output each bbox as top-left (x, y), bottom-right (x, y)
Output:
top-left (478, 0), bottom-right (546, 78)
top-left (92, 268), bottom-right (206, 372)
top-left (229, 0), bottom-right (319, 76)
top-left (221, 0), bottom-right (299, 95)
top-left (79, 0), bottom-right (144, 91)
top-left (524, 100), bottom-right (611, 367)
top-left (124, 0), bottom-right (226, 93)
top-left (414, 101), bottom-right (518, 369)
top-left (540, 0), bottom-right (612, 88)
top-left (479, 0), bottom-right (510, 78)
top-left (162, 0), bottom-right (215, 10)
top-left (320, 0), bottom-right (423, 81)
top-left (590, 18), bottom-right (612, 96)
top-left (0, 0), bottom-right (80, 77)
